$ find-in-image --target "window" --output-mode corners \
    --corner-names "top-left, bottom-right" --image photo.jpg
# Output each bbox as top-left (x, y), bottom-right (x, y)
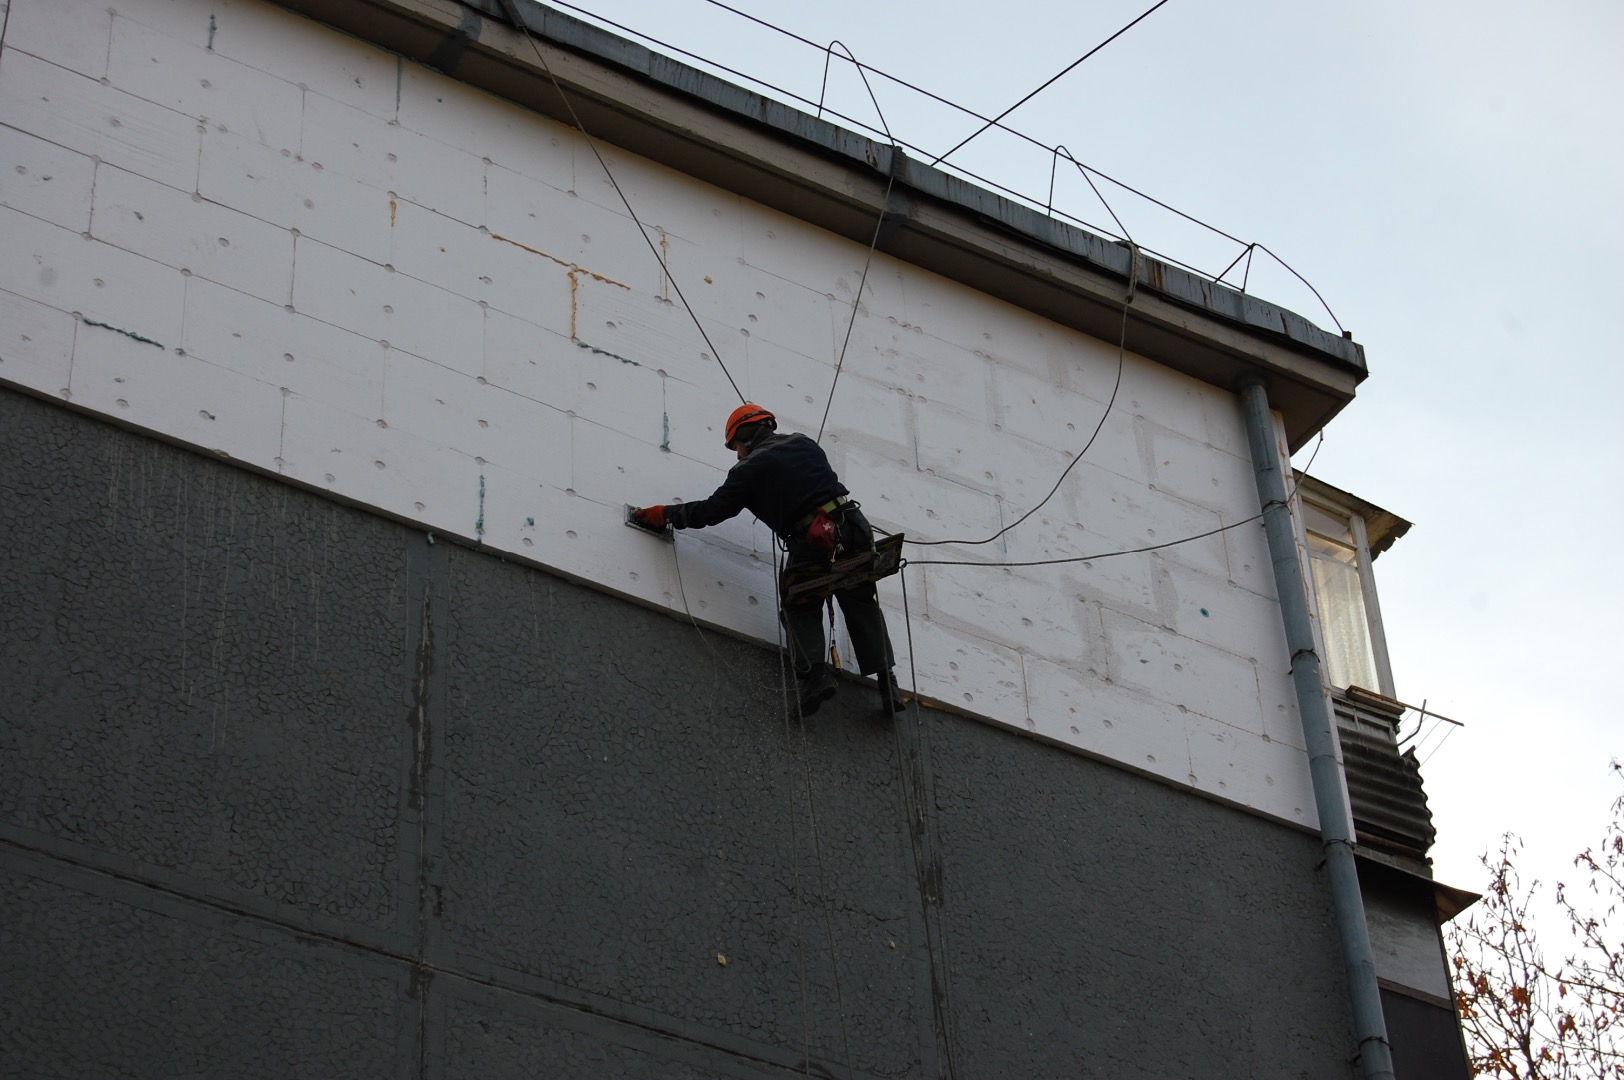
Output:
top-left (1296, 479), bottom-right (1407, 698)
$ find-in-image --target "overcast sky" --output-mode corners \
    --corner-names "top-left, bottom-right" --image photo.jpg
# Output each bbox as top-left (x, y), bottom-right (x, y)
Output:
top-left (555, 0), bottom-right (1624, 900)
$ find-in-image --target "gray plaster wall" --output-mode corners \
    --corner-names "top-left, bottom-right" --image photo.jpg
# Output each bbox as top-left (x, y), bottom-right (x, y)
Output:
top-left (1, 386), bottom-right (1355, 1078)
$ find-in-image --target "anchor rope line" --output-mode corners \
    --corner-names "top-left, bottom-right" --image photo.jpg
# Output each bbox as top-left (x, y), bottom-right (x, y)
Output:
top-left (493, 0), bottom-right (746, 402)
top-left (816, 46), bottom-right (901, 445)
top-left (773, 547), bottom-right (858, 1080)
top-left (893, 571), bottom-right (963, 1080)
top-left (772, 547), bottom-right (816, 1077)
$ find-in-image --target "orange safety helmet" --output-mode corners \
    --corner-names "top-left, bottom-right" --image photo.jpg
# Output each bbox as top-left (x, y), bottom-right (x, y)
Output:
top-left (724, 403), bottom-right (776, 448)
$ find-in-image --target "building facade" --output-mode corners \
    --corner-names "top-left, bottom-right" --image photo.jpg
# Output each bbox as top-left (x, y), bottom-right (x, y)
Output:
top-left (0, 0), bottom-right (1469, 1075)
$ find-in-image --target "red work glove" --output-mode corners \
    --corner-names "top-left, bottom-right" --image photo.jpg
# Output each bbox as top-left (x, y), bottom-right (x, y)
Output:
top-left (632, 504), bottom-right (667, 529)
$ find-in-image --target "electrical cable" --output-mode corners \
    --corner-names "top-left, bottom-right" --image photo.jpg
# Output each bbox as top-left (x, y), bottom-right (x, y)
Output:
top-left (906, 246), bottom-right (1135, 549)
top-left (492, 0), bottom-right (746, 401)
top-left (906, 431), bottom-right (1324, 573)
top-left (931, 0), bottom-right (1174, 166)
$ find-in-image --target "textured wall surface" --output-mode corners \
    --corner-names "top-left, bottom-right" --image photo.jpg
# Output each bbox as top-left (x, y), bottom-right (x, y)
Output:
top-left (0, 388), bottom-right (1357, 1077)
top-left (0, 0), bottom-right (1322, 826)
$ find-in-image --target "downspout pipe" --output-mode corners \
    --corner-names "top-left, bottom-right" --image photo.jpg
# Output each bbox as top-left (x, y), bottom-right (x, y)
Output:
top-left (1240, 380), bottom-right (1396, 1080)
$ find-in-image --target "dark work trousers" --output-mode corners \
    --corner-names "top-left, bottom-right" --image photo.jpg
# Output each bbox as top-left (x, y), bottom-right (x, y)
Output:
top-left (780, 504), bottom-right (896, 677)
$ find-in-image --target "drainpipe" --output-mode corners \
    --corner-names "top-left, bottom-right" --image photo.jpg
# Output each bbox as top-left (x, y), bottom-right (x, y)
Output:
top-left (1240, 380), bottom-right (1395, 1080)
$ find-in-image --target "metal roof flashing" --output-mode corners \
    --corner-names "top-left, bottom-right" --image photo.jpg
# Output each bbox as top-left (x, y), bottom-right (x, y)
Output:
top-left (275, 0), bottom-right (1366, 448)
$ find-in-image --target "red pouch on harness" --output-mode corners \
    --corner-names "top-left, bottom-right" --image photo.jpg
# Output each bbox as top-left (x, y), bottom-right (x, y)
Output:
top-left (806, 508), bottom-right (838, 553)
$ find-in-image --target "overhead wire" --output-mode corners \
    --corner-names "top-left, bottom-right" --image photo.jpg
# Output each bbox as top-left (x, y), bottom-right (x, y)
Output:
top-left (931, 0), bottom-right (1174, 166)
top-left (552, 0), bottom-right (1344, 333)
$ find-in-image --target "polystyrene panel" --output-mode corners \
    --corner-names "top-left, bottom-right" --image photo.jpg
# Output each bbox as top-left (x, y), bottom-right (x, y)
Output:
top-left (379, 349), bottom-right (571, 486)
top-left (92, 164), bottom-right (294, 303)
top-left (0, 126), bottom-right (97, 230)
top-left (0, 287), bottom-right (76, 392)
top-left (866, 329), bottom-right (990, 421)
top-left (198, 130), bottom-right (394, 264)
top-left (992, 358), bottom-right (1124, 453)
top-left (198, 0), bottom-right (399, 120)
top-left (481, 307), bottom-right (573, 404)
top-left (917, 414), bottom-right (1077, 516)
top-left (1121, 353), bottom-right (1211, 440)
top-left (1252, 653), bottom-right (1309, 752)
top-left (482, 162), bottom-right (577, 254)
top-left (1024, 652), bottom-right (1188, 777)
top-left (277, 391), bottom-right (483, 525)
top-left (570, 412), bottom-right (727, 513)
top-left (385, 200), bottom-right (573, 327)
top-left (299, 93), bottom-right (485, 226)
top-left (108, 15), bottom-right (304, 152)
top-left (1145, 425), bottom-right (1259, 516)
top-left (1, 207), bottom-right (186, 349)
top-left (919, 563), bottom-right (1087, 666)
top-left (735, 334), bottom-right (834, 416)
top-left (69, 328), bottom-right (284, 464)
top-left (723, 276), bottom-right (839, 367)
top-left (291, 238), bottom-right (484, 374)
top-left (1199, 382), bottom-right (1253, 460)
top-left (901, 615), bottom-right (1026, 719)
top-left (658, 369), bottom-right (737, 464)
top-left (572, 269), bottom-right (722, 382)
top-left (1157, 558), bottom-right (1287, 662)
top-left (398, 67), bottom-right (574, 191)
top-left (816, 371), bottom-right (915, 464)
top-left (909, 280), bottom-right (1072, 379)
top-left (735, 201), bottom-right (872, 294)
top-left (839, 443), bottom-right (1002, 546)
top-left (180, 276), bottom-right (384, 418)
top-left (1223, 512), bottom-right (1278, 601)
top-left (0, 50), bottom-right (201, 192)
top-left (573, 147), bottom-right (744, 255)
top-left (1186, 717), bottom-right (1318, 827)
top-left (483, 169), bottom-right (656, 293)
top-left (1100, 606), bottom-right (1263, 727)
top-left (541, 338), bottom-right (671, 444)
top-left (3, 0), bottom-right (114, 79)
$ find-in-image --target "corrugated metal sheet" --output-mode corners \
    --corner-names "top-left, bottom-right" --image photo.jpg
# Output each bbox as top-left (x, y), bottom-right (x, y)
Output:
top-left (1334, 688), bottom-right (1436, 862)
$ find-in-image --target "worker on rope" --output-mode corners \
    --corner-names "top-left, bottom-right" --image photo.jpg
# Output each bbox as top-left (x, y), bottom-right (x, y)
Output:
top-left (631, 403), bottom-right (904, 718)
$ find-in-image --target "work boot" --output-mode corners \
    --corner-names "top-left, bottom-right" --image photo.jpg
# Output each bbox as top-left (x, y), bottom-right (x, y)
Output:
top-left (877, 670), bottom-right (905, 715)
top-left (797, 663), bottom-right (838, 717)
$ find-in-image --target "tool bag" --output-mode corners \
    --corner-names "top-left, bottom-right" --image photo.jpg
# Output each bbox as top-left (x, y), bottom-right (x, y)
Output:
top-left (805, 507), bottom-right (839, 554)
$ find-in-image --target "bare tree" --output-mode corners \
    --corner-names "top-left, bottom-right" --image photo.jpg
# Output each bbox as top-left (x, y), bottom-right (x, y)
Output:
top-left (1449, 764), bottom-right (1624, 1078)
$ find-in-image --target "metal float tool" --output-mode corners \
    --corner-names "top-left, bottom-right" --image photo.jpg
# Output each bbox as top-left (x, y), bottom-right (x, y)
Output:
top-left (624, 504), bottom-right (674, 542)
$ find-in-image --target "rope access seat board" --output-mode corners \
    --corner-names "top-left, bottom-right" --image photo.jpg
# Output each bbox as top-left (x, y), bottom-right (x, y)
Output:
top-left (780, 532), bottom-right (905, 605)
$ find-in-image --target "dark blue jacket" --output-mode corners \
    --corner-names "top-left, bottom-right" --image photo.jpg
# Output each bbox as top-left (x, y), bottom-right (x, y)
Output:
top-left (667, 433), bottom-right (848, 539)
